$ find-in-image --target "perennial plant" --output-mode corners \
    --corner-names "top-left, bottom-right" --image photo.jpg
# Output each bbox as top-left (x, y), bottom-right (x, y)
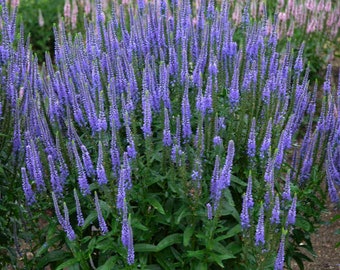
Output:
top-left (0, 0), bottom-right (339, 269)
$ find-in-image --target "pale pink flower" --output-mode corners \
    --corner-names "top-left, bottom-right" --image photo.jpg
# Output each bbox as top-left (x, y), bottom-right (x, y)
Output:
top-left (19, 87), bottom-right (24, 100)
top-left (71, 0), bottom-right (78, 29)
top-left (266, 20), bottom-right (272, 36)
top-left (307, 18), bottom-right (316, 33)
top-left (317, 0), bottom-right (325, 12)
top-left (277, 21), bottom-right (286, 39)
top-left (288, 0), bottom-right (295, 13)
top-left (250, 0), bottom-right (257, 18)
top-left (85, 0), bottom-right (91, 15)
top-left (295, 5), bottom-right (306, 26)
top-left (64, 0), bottom-right (71, 20)
top-left (38, 9), bottom-right (44, 27)
top-left (102, 0), bottom-right (109, 11)
top-left (287, 21), bottom-right (295, 37)
top-left (306, 0), bottom-right (316, 11)
top-left (192, 17), bottom-right (197, 26)
top-left (278, 12), bottom-right (287, 22)
top-left (232, 4), bottom-right (242, 25)
top-left (258, 1), bottom-right (266, 16)
top-left (326, 12), bottom-right (334, 26)
top-left (316, 13), bottom-right (325, 31)
top-left (331, 24), bottom-right (338, 37)
top-left (324, 0), bottom-right (332, 12)
top-left (278, 0), bottom-right (284, 9)
top-left (11, 0), bottom-right (19, 7)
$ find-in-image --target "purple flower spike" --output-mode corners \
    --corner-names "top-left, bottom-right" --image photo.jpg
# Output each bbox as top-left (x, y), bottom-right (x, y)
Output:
top-left (52, 193), bottom-right (75, 241)
top-left (48, 155), bottom-right (63, 198)
top-left (240, 194), bottom-right (250, 230)
top-left (81, 145), bottom-right (95, 177)
top-left (137, 0), bottom-right (145, 11)
top-left (163, 108), bottom-right (172, 147)
top-left (247, 118), bottom-right (256, 158)
top-left (95, 192), bottom-right (108, 235)
top-left (326, 164), bottom-right (339, 203)
top-left (210, 155), bottom-right (221, 208)
top-left (282, 171), bottom-right (292, 201)
top-left (142, 90), bottom-right (152, 138)
top-left (181, 85), bottom-right (192, 141)
top-left (246, 172), bottom-right (254, 209)
top-left (229, 62), bottom-right (240, 109)
top-left (97, 141), bottom-right (108, 186)
top-left (72, 142), bottom-right (90, 195)
top-left (270, 195), bottom-right (281, 224)
top-left (274, 235), bottom-right (286, 270)
top-left (213, 135), bottom-right (222, 147)
top-left (255, 204), bottom-right (265, 246)
top-left (117, 170), bottom-right (126, 212)
top-left (52, 192), bottom-right (64, 227)
top-left (286, 194), bottom-right (297, 226)
top-left (323, 64), bottom-right (332, 95)
top-left (260, 118), bottom-right (272, 159)
top-left (26, 140), bottom-right (45, 192)
top-left (121, 203), bottom-right (134, 265)
top-left (206, 203), bottom-right (213, 220)
top-left (21, 167), bottom-right (36, 206)
top-left (63, 202), bottom-right (76, 241)
top-left (74, 189), bottom-right (84, 227)
top-left (220, 140), bottom-right (235, 189)
top-left (294, 42), bottom-right (304, 73)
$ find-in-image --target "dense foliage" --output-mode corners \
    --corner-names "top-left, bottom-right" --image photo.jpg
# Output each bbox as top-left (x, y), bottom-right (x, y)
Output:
top-left (0, 0), bottom-right (339, 269)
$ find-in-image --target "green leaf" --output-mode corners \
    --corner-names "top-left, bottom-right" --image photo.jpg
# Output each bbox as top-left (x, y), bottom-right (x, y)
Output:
top-left (95, 238), bottom-right (116, 252)
top-left (37, 250), bottom-right (70, 268)
top-left (183, 225), bottom-right (195, 247)
top-left (174, 206), bottom-right (191, 224)
top-left (133, 219), bottom-right (149, 231)
top-left (231, 175), bottom-right (247, 186)
top-left (147, 197), bottom-right (166, 215)
top-left (212, 241), bottom-right (236, 258)
top-left (134, 243), bottom-right (158, 252)
top-left (156, 233), bottom-right (182, 251)
top-left (96, 257), bottom-right (117, 270)
top-left (331, 214), bottom-right (340, 222)
top-left (195, 262), bottom-right (208, 270)
top-left (155, 255), bottom-right (173, 270)
top-left (145, 265), bottom-right (163, 270)
top-left (170, 246), bottom-right (184, 263)
top-left (295, 217), bottom-right (311, 231)
top-left (224, 189), bottom-right (235, 207)
top-left (83, 212), bottom-right (97, 230)
top-left (187, 250), bottom-right (206, 260)
top-left (225, 242), bottom-right (242, 255)
top-left (88, 237), bottom-right (97, 253)
top-left (56, 258), bottom-right (79, 270)
top-left (224, 224), bottom-right (242, 239)
top-left (36, 243), bottom-right (49, 257)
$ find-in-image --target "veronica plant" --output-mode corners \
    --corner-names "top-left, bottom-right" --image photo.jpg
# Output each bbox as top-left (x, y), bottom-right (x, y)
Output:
top-left (9, 0), bottom-right (340, 269)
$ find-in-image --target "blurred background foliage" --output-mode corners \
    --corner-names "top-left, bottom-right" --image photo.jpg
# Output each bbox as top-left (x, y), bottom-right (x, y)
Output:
top-left (0, 0), bottom-right (339, 268)
top-left (17, 0), bottom-right (64, 61)
top-left (14, 0), bottom-right (340, 80)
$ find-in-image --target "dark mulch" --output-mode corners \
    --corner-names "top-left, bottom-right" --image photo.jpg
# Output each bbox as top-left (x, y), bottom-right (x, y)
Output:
top-left (292, 201), bottom-right (340, 270)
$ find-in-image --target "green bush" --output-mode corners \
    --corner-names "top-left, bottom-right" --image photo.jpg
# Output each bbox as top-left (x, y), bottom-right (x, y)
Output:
top-left (17, 0), bottom-right (64, 61)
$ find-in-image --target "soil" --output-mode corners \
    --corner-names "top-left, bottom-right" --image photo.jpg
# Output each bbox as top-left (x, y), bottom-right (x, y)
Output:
top-left (292, 200), bottom-right (340, 270)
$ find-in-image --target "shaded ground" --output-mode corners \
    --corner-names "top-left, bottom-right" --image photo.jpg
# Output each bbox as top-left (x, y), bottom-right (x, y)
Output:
top-left (292, 200), bottom-right (340, 270)
top-left (304, 203), bottom-right (340, 270)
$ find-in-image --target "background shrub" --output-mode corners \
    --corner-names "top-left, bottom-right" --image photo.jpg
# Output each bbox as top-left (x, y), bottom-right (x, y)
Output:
top-left (0, 0), bottom-right (339, 269)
